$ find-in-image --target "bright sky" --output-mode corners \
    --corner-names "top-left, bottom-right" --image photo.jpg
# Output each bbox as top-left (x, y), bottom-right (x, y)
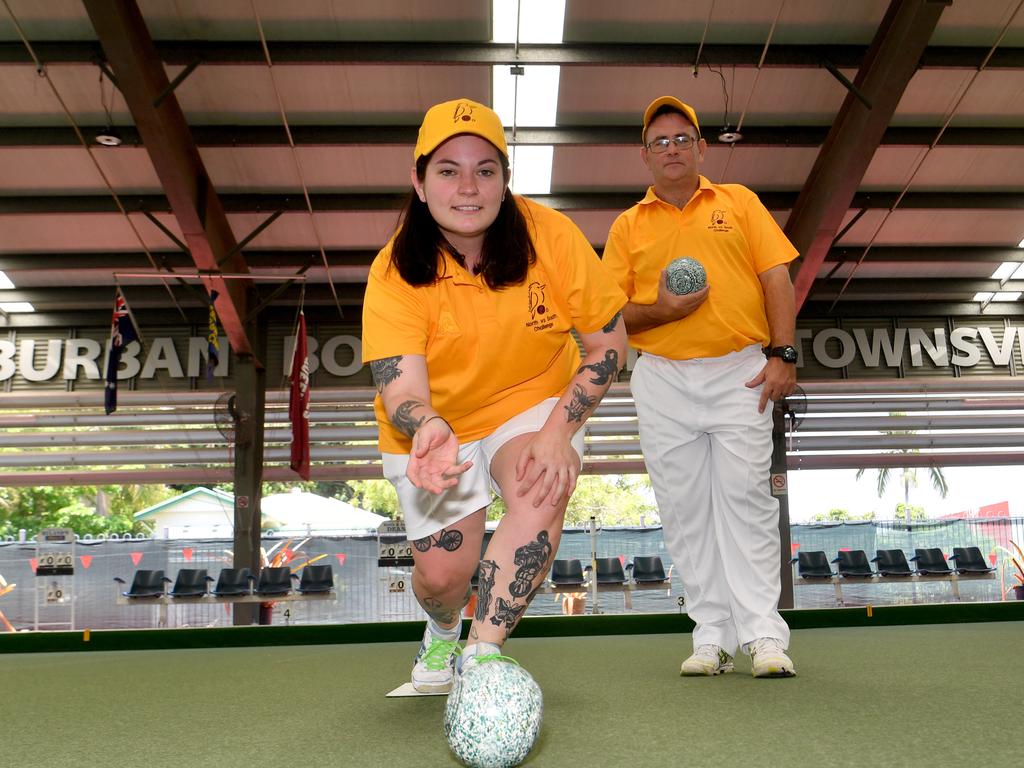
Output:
top-left (786, 465), bottom-right (1020, 523)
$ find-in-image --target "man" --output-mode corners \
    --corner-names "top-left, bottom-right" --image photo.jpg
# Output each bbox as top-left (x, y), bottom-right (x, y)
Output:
top-left (602, 96), bottom-right (799, 678)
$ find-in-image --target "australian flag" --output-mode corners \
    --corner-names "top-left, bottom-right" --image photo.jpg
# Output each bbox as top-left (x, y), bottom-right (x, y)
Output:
top-left (104, 290), bottom-right (139, 414)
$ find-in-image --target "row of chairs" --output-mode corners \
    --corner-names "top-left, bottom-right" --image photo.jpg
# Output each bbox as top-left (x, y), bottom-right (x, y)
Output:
top-left (548, 556), bottom-right (673, 588)
top-left (793, 547), bottom-right (996, 606)
top-left (794, 547), bottom-right (996, 580)
top-left (115, 566), bottom-right (335, 599)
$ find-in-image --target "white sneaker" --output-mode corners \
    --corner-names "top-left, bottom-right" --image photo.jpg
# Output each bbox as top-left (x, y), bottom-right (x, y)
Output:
top-left (411, 627), bottom-right (461, 693)
top-left (680, 644), bottom-right (734, 676)
top-left (749, 637), bottom-right (796, 678)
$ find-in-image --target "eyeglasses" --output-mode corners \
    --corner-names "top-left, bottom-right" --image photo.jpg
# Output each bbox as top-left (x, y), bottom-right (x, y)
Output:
top-left (645, 134), bottom-right (699, 153)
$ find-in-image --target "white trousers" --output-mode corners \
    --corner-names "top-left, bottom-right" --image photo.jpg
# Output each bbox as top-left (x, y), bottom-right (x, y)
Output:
top-left (630, 345), bottom-right (789, 655)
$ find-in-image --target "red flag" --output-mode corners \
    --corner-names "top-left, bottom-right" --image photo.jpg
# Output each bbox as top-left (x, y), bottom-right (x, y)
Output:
top-left (335, 553), bottom-right (346, 566)
top-left (130, 552), bottom-right (143, 566)
top-left (29, 558), bottom-right (37, 573)
top-left (79, 555), bottom-right (93, 569)
top-left (289, 312), bottom-right (311, 480)
top-left (182, 547), bottom-right (193, 561)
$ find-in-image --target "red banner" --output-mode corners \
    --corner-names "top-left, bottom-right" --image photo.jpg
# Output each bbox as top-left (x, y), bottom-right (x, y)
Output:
top-left (130, 552), bottom-right (143, 566)
top-left (289, 312), bottom-right (311, 480)
top-left (182, 547), bottom-right (193, 561)
top-left (79, 555), bottom-right (93, 569)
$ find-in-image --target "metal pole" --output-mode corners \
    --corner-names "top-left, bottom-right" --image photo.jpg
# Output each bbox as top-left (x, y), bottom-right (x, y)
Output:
top-left (772, 404), bottom-right (795, 610)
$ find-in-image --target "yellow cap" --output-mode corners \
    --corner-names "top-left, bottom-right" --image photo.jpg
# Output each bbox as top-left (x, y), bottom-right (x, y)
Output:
top-left (414, 99), bottom-right (509, 162)
top-left (642, 96), bottom-right (701, 141)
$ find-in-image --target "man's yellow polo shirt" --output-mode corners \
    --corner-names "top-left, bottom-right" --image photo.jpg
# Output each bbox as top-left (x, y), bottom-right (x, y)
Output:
top-left (363, 196), bottom-right (627, 454)
top-left (602, 177), bottom-right (798, 360)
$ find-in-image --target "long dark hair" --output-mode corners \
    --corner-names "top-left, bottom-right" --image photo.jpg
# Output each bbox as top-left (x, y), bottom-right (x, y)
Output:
top-left (390, 152), bottom-right (537, 289)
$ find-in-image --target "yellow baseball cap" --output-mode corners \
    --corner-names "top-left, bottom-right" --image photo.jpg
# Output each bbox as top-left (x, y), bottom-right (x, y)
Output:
top-left (413, 99), bottom-right (509, 161)
top-left (642, 96), bottom-right (701, 141)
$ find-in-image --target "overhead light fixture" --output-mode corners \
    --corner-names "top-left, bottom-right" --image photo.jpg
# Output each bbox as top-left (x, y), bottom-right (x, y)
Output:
top-left (0, 302), bottom-right (35, 313)
top-left (718, 126), bottom-right (743, 144)
top-left (94, 126), bottom-right (123, 146)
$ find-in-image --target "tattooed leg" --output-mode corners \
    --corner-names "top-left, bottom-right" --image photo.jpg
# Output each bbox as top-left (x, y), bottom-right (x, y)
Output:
top-left (464, 431), bottom-right (572, 648)
top-left (409, 510), bottom-right (486, 630)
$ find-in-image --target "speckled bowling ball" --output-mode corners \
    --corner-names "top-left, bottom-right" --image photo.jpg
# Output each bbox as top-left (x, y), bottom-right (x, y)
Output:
top-left (444, 659), bottom-right (543, 768)
top-left (666, 256), bottom-right (707, 295)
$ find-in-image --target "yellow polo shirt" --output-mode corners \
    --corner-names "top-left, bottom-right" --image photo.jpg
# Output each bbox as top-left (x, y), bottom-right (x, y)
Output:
top-left (363, 196), bottom-right (627, 454)
top-left (602, 178), bottom-right (798, 360)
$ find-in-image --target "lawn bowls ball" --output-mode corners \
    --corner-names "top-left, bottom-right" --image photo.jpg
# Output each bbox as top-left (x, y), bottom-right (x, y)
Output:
top-left (444, 660), bottom-right (543, 768)
top-left (666, 257), bottom-right (707, 295)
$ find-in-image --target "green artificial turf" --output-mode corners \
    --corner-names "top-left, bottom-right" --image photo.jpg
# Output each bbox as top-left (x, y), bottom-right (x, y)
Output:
top-left (2, 622), bottom-right (1018, 768)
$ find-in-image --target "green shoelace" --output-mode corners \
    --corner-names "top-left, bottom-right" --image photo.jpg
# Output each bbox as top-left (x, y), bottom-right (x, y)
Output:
top-left (419, 638), bottom-right (461, 671)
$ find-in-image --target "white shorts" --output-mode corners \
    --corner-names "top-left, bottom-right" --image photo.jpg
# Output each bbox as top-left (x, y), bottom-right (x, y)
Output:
top-left (382, 397), bottom-right (585, 541)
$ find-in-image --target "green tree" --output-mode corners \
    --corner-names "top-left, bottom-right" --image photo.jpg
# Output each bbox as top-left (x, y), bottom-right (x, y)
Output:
top-left (894, 502), bottom-right (928, 522)
top-left (485, 475), bottom-right (657, 527)
top-left (0, 484), bottom-right (170, 538)
top-left (348, 479), bottom-right (400, 518)
top-left (810, 508), bottom-right (876, 523)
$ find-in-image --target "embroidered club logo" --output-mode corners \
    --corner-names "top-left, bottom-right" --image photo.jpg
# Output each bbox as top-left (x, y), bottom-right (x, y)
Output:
top-left (708, 208), bottom-right (733, 232)
top-left (453, 102), bottom-right (475, 124)
top-left (527, 281), bottom-right (547, 319)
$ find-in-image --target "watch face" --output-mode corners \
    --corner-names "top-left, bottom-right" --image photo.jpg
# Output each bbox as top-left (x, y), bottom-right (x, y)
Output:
top-left (776, 346), bottom-right (798, 363)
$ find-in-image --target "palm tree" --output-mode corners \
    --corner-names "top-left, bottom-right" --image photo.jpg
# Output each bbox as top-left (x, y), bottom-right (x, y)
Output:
top-left (855, 465), bottom-right (949, 524)
top-left (856, 412), bottom-right (949, 525)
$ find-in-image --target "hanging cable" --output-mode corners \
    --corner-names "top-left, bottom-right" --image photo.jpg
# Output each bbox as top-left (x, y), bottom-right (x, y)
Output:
top-left (1, 0), bottom-right (188, 321)
top-left (692, 0), bottom-right (716, 77)
top-left (720, 0), bottom-right (785, 180)
top-left (249, 0), bottom-right (345, 322)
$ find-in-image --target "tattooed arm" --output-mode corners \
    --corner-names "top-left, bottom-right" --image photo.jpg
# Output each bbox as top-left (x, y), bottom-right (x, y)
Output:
top-left (369, 353), bottom-right (472, 494)
top-left (515, 310), bottom-right (628, 507)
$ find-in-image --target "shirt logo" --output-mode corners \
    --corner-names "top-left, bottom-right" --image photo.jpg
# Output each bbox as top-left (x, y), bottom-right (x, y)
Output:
top-left (438, 310), bottom-right (460, 336)
top-left (526, 281), bottom-right (557, 332)
top-left (708, 209), bottom-right (733, 232)
top-left (528, 281), bottom-right (547, 319)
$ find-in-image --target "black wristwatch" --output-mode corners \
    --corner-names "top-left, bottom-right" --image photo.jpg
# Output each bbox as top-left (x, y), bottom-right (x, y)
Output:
top-left (767, 345), bottom-right (798, 364)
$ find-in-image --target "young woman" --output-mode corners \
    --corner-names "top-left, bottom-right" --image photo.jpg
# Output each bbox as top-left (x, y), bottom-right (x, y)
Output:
top-left (362, 98), bottom-right (627, 693)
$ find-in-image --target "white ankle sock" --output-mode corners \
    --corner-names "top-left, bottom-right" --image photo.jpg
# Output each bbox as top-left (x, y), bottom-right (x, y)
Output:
top-left (463, 641), bottom-right (501, 658)
top-left (426, 616), bottom-right (460, 642)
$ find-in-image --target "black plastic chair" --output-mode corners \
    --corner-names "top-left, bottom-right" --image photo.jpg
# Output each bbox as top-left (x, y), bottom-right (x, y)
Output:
top-left (114, 570), bottom-right (168, 598)
top-left (296, 564), bottom-right (335, 594)
top-left (212, 567), bottom-right (255, 596)
top-left (550, 559), bottom-right (585, 587)
top-left (588, 557), bottom-right (627, 585)
top-left (911, 548), bottom-right (952, 576)
top-left (792, 551), bottom-right (834, 579)
top-left (169, 568), bottom-right (213, 598)
top-left (256, 567), bottom-right (296, 596)
top-left (949, 546), bottom-right (996, 574)
top-left (832, 550), bottom-right (875, 578)
top-left (871, 549), bottom-right (914, 577)
top-left (629, 555), bottom-right (670, 584)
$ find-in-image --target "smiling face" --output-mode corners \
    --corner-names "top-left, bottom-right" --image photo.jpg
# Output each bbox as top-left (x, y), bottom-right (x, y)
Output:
top-left (412, 134), bottom-right (507, 256)
top-left (641, 111), bottom-right (706, 191)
